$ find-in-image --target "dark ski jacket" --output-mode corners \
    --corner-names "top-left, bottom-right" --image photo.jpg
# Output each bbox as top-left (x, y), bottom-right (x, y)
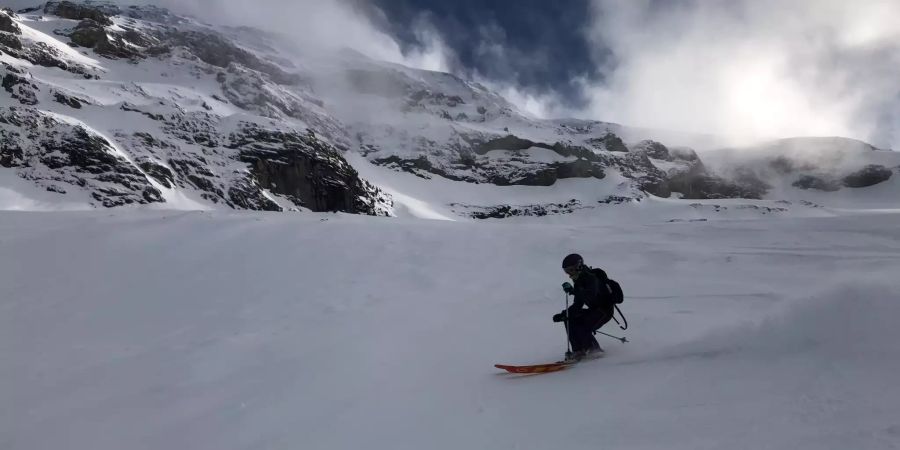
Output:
top-left (566, 267), bottom-right (606, 316)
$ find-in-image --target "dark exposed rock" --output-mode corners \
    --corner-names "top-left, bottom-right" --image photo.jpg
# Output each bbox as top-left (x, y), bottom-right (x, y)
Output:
top-left (15, 6), bottom-right (43, 14)
top-left (168, 158), bottom-right (214, 179)
top-left (25, 42), bottom-right (69, 69)
top-left (41, 127), bottom-right (124, 172)
top-left (452, 194), bottom-right (639, 220)
top-left (587, 132), bottom-right (628, 152)
top-left (0, 11), bottom-right (20, 34)
top-left (227, 179), bottom-right (280, 211)
top-left (667, 162), bottom-right (769, 199)
top-left (548, 142), bottom-right (603, 161)
top-left (164, 112), bottom-right (220, 148)
top-left (554, 159), bottom-right (605, 180)
top-left (68, 19), bottom-right (107, 47)
top-left (613, 152), bottom-right (671, 197)
top-left (452, 199), bottom-right (589, 219)
top-left (19, 42), bottom-right (93, 77)
top-left (68, 19), bottom-right (144, 59)
top-left (133, 132), bottom-right (175, 149)
top-left (44, 1), bottom-right (116, 26)
top-left (186, 173), bottom-right (217, 193)
top-left (3, 103), bottom-right (387, 212)
top-left (121, 4), bottom-right (187, 25)
top-left (793, 175), bottom-right (841, 191)
top-left (842, 164), bottom-right (893, 188)
top-left (376, 138), bottom-right (607, 187)
top-left (490, 167), bottom-right (558, 186)
top-left (53, 91), bottom-right (84, 108)
top-left (375, 131), bottom-right (625, 187)
top-left (138, 160), bottom-right (174, 188)
top-left (165, 157), bottom-right (222, 198)
top-left (57, 17), bottom-right (299, 77)
top-left (2, 72), bottom-right (22, 91)
top-left (120, 103), bottom-right (164, 121)
top-left (473, 135), bottom-right (601, 162)
top-left (632, 140), bottom-right (672, 161)
top-left (0, 130), bottom-right (25, 167)
top-left (0, 31), bottom-right (22, 50)
top-left (686, 203), bottom-right (787, 216)
top-left (474, 134), bottom-right (534, 154)
top-left (0, 107), bottom-right (165, 207)
top-left (674, 175), bottom-right (767, 199)
top-left (168, 31), bottom-right (299, 84)
top-left (598, 195), bottom-right (634, 205)
top-left (232, 125), bottom-right (388, 215)
top-left (407, 89), bottom-right (465, 109)
top-left (3, 72), bottom-right (39, 105)
top-left (373, 155), bottom-right (444, 180)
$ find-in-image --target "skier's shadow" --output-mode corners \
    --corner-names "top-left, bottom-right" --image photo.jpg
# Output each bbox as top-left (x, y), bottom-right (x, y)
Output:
top-left (493, 369), bottom-right (571, 380)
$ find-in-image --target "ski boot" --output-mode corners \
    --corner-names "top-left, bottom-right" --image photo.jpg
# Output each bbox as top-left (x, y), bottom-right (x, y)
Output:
top-left (563, 350), bottom-right (586, 363)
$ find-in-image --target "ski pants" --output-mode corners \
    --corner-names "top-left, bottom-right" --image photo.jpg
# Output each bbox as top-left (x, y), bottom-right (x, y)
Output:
top-left (565, 305), bottom-right (614, 352)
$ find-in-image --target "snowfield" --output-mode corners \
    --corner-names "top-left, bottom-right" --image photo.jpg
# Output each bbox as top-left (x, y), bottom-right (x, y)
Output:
top-left (3, 209), bottom-right (900, 450)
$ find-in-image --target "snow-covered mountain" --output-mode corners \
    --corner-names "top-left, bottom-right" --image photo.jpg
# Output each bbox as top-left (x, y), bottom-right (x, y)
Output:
top-left (1, 2), bottom-right (390, 213)
top-left (1, 2), bottom-right (898, 217)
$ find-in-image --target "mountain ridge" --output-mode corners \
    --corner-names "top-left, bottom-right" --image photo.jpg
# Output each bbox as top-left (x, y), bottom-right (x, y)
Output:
top-left (0, 2), bottom-right (896, 216)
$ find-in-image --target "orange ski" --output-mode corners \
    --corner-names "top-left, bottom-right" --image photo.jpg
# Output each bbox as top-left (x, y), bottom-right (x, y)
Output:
top-left (494, 361), bottom-right (574, 374)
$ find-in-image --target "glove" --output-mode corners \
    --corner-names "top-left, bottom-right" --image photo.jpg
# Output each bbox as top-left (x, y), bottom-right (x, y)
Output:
top-left (562, 282), bottom-right (574, 295)
top-left (552, 311), bottom-right (567, 322)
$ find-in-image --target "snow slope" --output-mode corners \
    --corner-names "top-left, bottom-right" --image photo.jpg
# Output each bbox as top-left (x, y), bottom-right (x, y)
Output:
top-left (1, 7), bottom-right (388, 214)
top-left (3, 209), bottom-right (900, 450)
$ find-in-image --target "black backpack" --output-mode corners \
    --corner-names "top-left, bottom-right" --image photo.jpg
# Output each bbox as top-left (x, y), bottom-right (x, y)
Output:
top-left (590, 267), bottom-right (628, 330)
top-left (590, 268), bottom-right (624, 304)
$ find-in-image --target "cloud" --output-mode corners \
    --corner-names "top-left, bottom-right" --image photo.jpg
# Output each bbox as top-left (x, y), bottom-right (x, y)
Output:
top-left (582, 0), bottom-right (900, 148)
top-left (397, 14), bottom-right (454, 72)
top-left (121, 0), bottom-right (454, 72)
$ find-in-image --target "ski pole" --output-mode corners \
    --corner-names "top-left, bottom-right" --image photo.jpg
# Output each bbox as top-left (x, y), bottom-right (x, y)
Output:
top-left (564, 293), bottom-right (571, 354)
top-left (594, 330), bottom-right (628, 343)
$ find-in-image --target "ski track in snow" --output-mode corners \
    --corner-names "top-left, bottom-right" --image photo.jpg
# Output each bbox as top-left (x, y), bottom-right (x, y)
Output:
top-left (2, 210), bottom-right (900, 450)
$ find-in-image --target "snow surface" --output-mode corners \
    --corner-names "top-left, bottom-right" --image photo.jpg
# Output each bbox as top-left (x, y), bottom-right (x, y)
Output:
top-left (16, 16), bottom-right (104, 69)
top-left (3, 209), bottom-right (900, 450)
top-left (484, 147), bottom-right (578, 164)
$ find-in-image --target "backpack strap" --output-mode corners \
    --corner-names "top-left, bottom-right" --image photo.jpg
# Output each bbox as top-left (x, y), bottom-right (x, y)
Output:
top-left (611, 305), bottom-right (628, 331)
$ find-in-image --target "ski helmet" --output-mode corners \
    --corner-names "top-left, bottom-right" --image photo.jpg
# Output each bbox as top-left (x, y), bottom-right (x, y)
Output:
top-left (562, 253), bottom-right (583, 269)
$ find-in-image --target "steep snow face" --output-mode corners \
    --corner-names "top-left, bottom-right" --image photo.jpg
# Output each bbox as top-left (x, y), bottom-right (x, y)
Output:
top-left (2, 210), bottom-right (899, 449)
top-left (0, 6), bottom-right (390, 214)
top-left (299, 52), bottom-right (671, 191)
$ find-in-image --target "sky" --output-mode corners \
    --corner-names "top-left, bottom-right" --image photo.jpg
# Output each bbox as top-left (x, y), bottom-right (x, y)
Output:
top-left (364, 0), bottom-right (900, 149)
top-left (9, 0), bottom-right (898, 148)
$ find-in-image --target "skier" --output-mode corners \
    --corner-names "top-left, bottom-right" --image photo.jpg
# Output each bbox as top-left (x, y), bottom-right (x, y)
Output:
top-left (553, 253), bottom-right (615, 361)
